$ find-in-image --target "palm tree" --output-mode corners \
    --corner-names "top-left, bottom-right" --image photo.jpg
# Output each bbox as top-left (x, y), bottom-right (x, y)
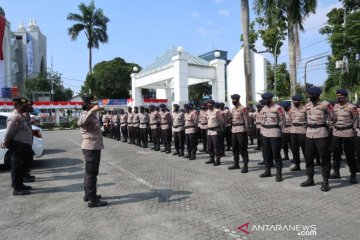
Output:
top-left (254, 0), bottom-right (317, 95)
top-left (241, 0), bottom-right (253, 105)
top-left (67, 0), bottom-right (109, 75)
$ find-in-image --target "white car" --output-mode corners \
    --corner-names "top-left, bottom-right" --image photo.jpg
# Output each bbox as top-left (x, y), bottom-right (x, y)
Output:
top-left (0, 112), bottom-right (44, 166)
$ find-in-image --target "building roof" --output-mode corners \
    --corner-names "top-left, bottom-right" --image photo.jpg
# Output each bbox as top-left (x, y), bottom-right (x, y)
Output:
top-left (139, 47), bottom-right (210, 75)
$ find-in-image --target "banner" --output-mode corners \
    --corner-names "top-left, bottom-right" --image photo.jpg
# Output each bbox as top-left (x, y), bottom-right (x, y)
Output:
top-left (26, 33), bottom-right (34, 75)
top-left (0, 16), bottom-right (6, 88)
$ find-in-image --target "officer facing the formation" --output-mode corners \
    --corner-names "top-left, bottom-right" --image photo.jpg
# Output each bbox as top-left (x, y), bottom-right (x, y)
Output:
top-left (184, 103), bottom-right (199, 160)
top-left (300, 86), bottom-right (334, 192)
top-left (149, 104), bottom-right (161, 151)
top-left (329, 89), bottom-right (358, 184)
top-left (172, 104), bottom-right (185, 156)
top-left (78, 95), bottom-right (107, 207)
top-left (259, 92), bottom-right (285, 182)
top-left (120, 109), bottom-right (128, 142)
top-left (1, 98), bottom-right (33, 196)
top-left (289, 95), bottom-right (307, 171)
top-left (139, 106), bottom-right (149, 148)
top-left (228, 94), bottom-right (250, 173)
top-left (159, 104), bottom-right (172, 153)
top-left (132, 107), bottom-right (141, 146)
top-left (199, 103), bottom-right (208, 153)
top-left (206, 100), bottom-right (224, 166)
top-left (23, 99), bottom-right (36, 183)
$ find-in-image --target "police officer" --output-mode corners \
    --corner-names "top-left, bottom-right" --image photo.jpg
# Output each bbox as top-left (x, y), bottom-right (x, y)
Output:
top-left (112, 111), bottom-right (121, 141)
top-left (289, 95), bottom-right (307, 171)
top-left (1, 98), bottom-right (33, 195)
top-left (184, 103), bottom-right (199, 160)
top-left (149, 104), bottom-right (161, 151)
top-left (127, 107), bottom-right (134, 144)
top-left (120, 109), bottom-right (128, 142)
top-left (329, 89), bottom-right (358, 184)
top-left (23, 99), bottom-right (36, 182)
top-left (300, 86), bottom-right (334, 192)
top-left (205, 100), bottom-right (224, 166)
top-left (219, 102), bottom-right (232, 151)
top-left (281, 101), bottom-right (292, 161)
top-left (356, 101), bottom-right (360, 173)
top-left (198, 103), bottom-right (208, 153)
top-left (133, 106), bottom-right (141, 146)
top-left (259, 92), bottom-right (285, 182)
top-left (172, 104), bottom-right (185, 156)
top-left (159, 104), bottom-right (172, 153)
top-left (254, 102), bottom-right (263, 151)
top-left (139, 106), bottom-right (149, 148)
top-left (228, 94), bottom-right (250, 173)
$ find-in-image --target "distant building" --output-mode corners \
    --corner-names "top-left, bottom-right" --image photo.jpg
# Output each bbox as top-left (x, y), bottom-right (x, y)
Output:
top-left (0, 6), bottom-right (47, 98)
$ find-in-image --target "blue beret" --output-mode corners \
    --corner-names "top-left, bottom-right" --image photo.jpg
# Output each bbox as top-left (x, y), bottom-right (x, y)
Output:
top-left (280, 101), bottom-right (291, 109)
top-left (139, 106), bottom-right (145, 109)
top-left (292, 95), bottom-right (303, 101)
top-left (159, 103), bottom-right (166, 108)
top-left (183, 104), bottom-right (190, 109)
top-left (261, 92), bottom-right (274, 99)
top-left (207, 100), bottom-right (215, 105)
top-left (219, 102), bottom-right (225, 107)
top-left (173, 104), bottom-right (179, 108)
top-left (149, 104), bottom-right (155, 108)
top-left (336, 89), bottom-right (348, 96)
top-left (134, 106), bottom-right (139, 109)
top-left (214, 102), bottom-right (220, 108)
top-left (306, 86), bottom-right (322, 95)
top-left (231, 94), bottom-right (240, 100)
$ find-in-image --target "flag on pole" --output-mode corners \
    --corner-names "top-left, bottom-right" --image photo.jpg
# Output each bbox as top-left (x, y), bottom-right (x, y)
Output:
top-left (0, 16), bottom-right (6, 87)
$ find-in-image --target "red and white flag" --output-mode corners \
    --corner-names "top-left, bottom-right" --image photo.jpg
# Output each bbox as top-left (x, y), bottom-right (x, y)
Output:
top-left (0, 16), bottom-right (6, 87)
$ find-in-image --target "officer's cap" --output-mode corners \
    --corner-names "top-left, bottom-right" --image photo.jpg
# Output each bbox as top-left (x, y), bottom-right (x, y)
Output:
top-left (219, 102), bottom-right (225, 107)
top-left (259, 99), bottom-right (266, 105)
top-left (201, 102), bottom-right (207, 107)
top-left (26, 99), bottom-right (34, 105)
top-left (336, 89), bottom-right (348, 96)
top-left (207, 99), bottom-right (215, 105)
top-left (173, 104), bottom-right (180, 108)
top-left (134, 106), bottom-right (139, 110)
top-left (188, 102), bottom-right (194, 108)
top-left (81, 95), bottom-right (97, 104)
top-left (280, 101), bottom-right (291, 109)
top-left (214, 102), bottom-right (220, 108)
top-left (149, 104), bottom-right (155, 108)
top-left (13, 97), bottom-right (27, 104)
top-left (159, 103), bottom-right (166, 109)
top-left (261, 92), bottom-right (274, 99)
top-left (139, 105), bottom-right (145, 109)
top-left (306, 86), bottom-right (322, 95)
top-left (128, 106), bottom-right (132, 109)
top-left (292, 95), bottom-right (303, 101)
top-left (183, 104), bottom-right (190, 109)
top-left (231, 94), bottom-right (240, 100)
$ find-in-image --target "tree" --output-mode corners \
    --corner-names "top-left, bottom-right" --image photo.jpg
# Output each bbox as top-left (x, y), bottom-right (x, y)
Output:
top-left (24, 71), bottom-right (74, 101)
top-left (241, 20), bottom-right (258, 52)
top-left (254, 0), bottom-right (318, 95)
top-left (189, 82), bottom-right (212, 107)
top-left (67, 0), bottom-right (109, 75)
top-left (81, 57), bottom-right (141, 99)
top-left (241, 0), bottom-right (252, 106)
top-left (266, 62), bottom-right (290, 98)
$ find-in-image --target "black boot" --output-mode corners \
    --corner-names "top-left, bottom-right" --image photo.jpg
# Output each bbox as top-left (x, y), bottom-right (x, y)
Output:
top-left (189, 153), bottom-right (196, 160)
top-left (275, 168), bottom-right (283, 182)
top-left (184, 152), bottom-right (190, 158)
top-left (241, 162), bottom-right (248, 173)
top-left (314, 159), bottom-right (320, 166)
top-left (259, 168), bottom-right (271, 178)
top-left (300, 175), bottom-right (315, 187)
top-left (205, 157), bottom-right (215, 164)
top-left (179, 150), bottom-right (184, 157)
top-left (257, 161), bottom-right (265, 165)
top-left (329, 170), bottom-right (341, 179)
top-left (282, 154), bottom-right (289, 161)
top-left (88, 199), bottom-right (108, 208)
top-left (350, 173), bottom-right (357, 184)
top-left (172, 150), bottom-right (179, 156)
top-left (228, 159), bottom-right (240, 170)
top-left (213, 158), bottom-right (221, 166)
top-left (155, 144), bottom-right (160, 151)
top-left (161, 147), bottom-right (167, 153)
top-left (321, 178), bottom-right (330, 192)
top-left (290, 164), bottom-right (301, 171)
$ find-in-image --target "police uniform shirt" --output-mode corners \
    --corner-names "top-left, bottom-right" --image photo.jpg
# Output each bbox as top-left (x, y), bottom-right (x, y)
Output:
top-left (120, 113), bottom-right (128, 127)
top-left (112, 115), bottom-right (119, 127)
top-left (127, 112), bottom-right (134, 126)
top-left (283, 111), bottom-right (292, 134)
top-left (139, 112), bottom-right (149, 129)
top-left (222, 108), bottom-right (232, 127)
top-left (149, 110), bottom-right (160, 129)
top-left (199, 110), bottom-right (208, 129)
top-left (206, 108), bottom-right (224, 136)
top-left (132, 112), bottom-right (140, 128)
top-left (78, 110), bottom-right (104, 150)
top-left (4, 110), bottom-right (33, 146)
top-left (260, 103), bottom-right (285, 138)
top-left (255, 111), bottom-right (262, 129)
top-left (306, 101), bottom-right (333, 139)
top-left (184, 110), bottom-right (199, 134)
top-left (289, 105), bottom-right (307, 134)
top-left (332, 102), bottom-right (358, 138)
top-left (160, 111), bottom-right (171, 130)
top-left (172, 111), bottom-right (185, 132)
top-left (231, 104), bottom-right (248, 133)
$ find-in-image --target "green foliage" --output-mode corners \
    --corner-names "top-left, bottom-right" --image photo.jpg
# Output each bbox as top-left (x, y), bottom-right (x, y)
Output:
top-left (81, 57), bottom-right (141, 99)
top-left (24, 71), bottom-right (74, 101)
top-left (70, 119), bottom-right (79, 129)
top-left (189, 82), bottom-right (212, 107)
top-left (241, 21), bottom-right (259, 51)
top-left (266, 62), bottom-right (290, 98)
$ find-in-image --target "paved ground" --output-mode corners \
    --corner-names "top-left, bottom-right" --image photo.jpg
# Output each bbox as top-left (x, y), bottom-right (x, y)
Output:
top-left (0, 130), bottom-right (359, 240)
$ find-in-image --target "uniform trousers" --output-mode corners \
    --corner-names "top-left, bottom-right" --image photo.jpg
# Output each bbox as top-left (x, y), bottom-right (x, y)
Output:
top-left (9, 141), bottom-right (33, 189)
top-left (290, 133), bottom-right (306, 165)
top-left (207, 134), bottom-right (221, 159)
top-left (161, 129), bottom-right (172, 150)
top-left (262, 136), bottom-right (282, 169)
top-left (173, 130), bottom-right (185, 151)
top-left (185, 133), bottom-right (198, 156)
top-left (232, 132), bottom-right (248, 162)
top-left (121, 125), bottom-right (128, 141)
top-left (332, 136), bottom-right (357, 174)
top-left (82, 149), bottom-right (101, 201)
top-left (305, 137), bottom-right (331, 177)
top-left (139, 128), bottom-right (148, 147)
top-left (200, 128), bottom-right (208, 150)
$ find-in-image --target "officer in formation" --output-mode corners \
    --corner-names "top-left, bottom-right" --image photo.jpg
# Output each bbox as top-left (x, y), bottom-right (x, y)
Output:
top-left (198, 103), bottom-right (208, 153)
top-left (132, 106), bottom-right (140, 146)
top-left (127, 107), bottom-right (134, 144)
top-left (1, 98), bottom-right (33, 196)
top-left (172, 104), bottom-right (185, 156)
top-left (120, 109), bottom-right (128, 142)
top-left (159, 104), bottom-right (172, 153)
top-left (139, 106), bottom-right (149, 148)
top-left (149, 104), bottom-right (161, 151)
top-left (281, 101), bottom-right (292, 161)
top-left (184, 103), bottom-right (199, 160)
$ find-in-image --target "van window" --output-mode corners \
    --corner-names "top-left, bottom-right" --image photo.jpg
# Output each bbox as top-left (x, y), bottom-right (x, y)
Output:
top-left (0, 116), bottom-right (7, 129)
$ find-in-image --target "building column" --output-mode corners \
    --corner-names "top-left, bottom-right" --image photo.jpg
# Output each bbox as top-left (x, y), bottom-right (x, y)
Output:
top-left (172, 54), bottom-right (188, 107)
top-left (131, 73), bottom-right (142, 107)
top-left (210, 59), bottom-right (226, 103)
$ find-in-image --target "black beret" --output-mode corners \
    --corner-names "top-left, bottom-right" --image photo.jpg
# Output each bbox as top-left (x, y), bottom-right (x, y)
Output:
top-left (336, 89), bottom-right (348, 96)
top-left (261, 92), bottom-right (274, 99)
top-left (139, 106), bottom-right (145, 109)
top-left (259, 99), bottom-right (266, 105)
top-left (128, 106), bottom-right (132, 109)
top-left (292, 95), bottom-right (303, 101)
top-left (256, 103), bottom-right (262, 108)
top-left (13, 97), bottom-right (27, 104)
top-left (306, 86), bottom-right (322, 95)
top-left (188, 102), bottom-right (194, 108)
top-left (231, 94), bottom-right (240, 100)
top-left (214, 102), bottom-right (220, 108)
top-left (81, 95), bottom-right (96, 104)
top-left (173, 104), bottom-right (180, 108)
top-left (207, 100), bottom-right (215, 105)
top-left (280, 101), bottom-right (291, 109)
top-left (183, 104), bottom-right (190, 109)
top-left (149, 104), bottom-right (155, 108)
top-left (134, 106), bottom-right (139, 110)
top-left (219, 102), bottom-right (225, 107)
top-left (159, 103), bottom-right (166, 108)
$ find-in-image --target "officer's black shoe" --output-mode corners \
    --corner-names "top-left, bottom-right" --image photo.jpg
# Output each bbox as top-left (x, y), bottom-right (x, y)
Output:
top-left (13, 188), bottom-right (31, 196)
top-left (257, 161), bottom-right (265, 165)
top-left (155, 148), bottom-right (160, 151)
top-left (259, 169), bottom-right (271, 178)
top-left (221, 153), bottom-right (225, 157)
top-left (184, 154), bottom-right (190, 158)
top-left (241, 163), bottom-right (249, 173)
top-left (23, 177), bottom-right (35, 183)
top-left (228, 165), bottom-right (240, 170)
top-left (25, 174), bottom-right (35, 179)
top-left (166, 149), bottom-right (171, 154)
top-left (213, 161), bottom-right (221, 166)
top-left (143, 145), bottom-right (148, 148)
top-left (270, 162), bottom-right (275, 168)
top-left (161, 149), bottom-right (167, 153)
top-left (291, 159), bottom-right (295, 163)
top-left (20, 184), bottom-right (32, 190)
top-left (255, 147), bottom-right (261, 151)
top-left (290, 164), bottom-right (301, 171)
top-left (199, 149), bottom-right (206, 153)
top-left (349, 174), bottom-right (357, 184)
top-left (282, 155), bottom-right (289, 161)
top-left (172, 151), bottom-right (179, 156)
top-left (189, 156), bottom-right (196, 160)
top-left (300, 177), bottom-right (315, 187)
top-left (205, 159), bottom-right (214, 164)
top-left (320, 179), bottom-right (330, 192)
top-left (314, 160), bottom-right (320, 166)
top-left (179, 151), bottom-right (184, 157)
top-left (226, 147), bottom-right (231, 151)
top-left (88, 199), bottom-right (108, 208)
top-left (83, 194), bottom-right (102, 202)
top-left (275, 169), bottom-right (283, 182)
top-left (329, 170), bottom-right (341, 179)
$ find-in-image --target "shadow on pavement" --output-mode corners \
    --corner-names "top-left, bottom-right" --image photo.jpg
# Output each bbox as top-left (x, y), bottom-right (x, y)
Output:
top-left (34, 166), bottom-right (84, 174)
top-left (33, 158), bottom-right (83, 169)
top-left (35, 173), bottom-right (84, 182)
top-left (104, 189), bottom-right (192, 206)
top-left (43, 149), bottom-right (67, 155)
top-left (31, 182), bottom-right (115, 194)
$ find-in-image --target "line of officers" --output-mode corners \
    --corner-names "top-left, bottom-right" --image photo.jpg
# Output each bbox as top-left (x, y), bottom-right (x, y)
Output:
top-left (101, 86), bottom-right (359, 192)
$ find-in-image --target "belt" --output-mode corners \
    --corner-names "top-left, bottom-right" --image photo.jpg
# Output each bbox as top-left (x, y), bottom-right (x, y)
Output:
top-left (120, 122), bottom-right (127, 124)
top-left (293, 123), bottom-right (306, 127)
top-left (173, 125), bottom-right (184, 128)
top-left (334, 125), bottom-right (353, 130)
top-left (307, 124), bottom-right (326, 128)
top-left (232, 123), bottom-right (245, 126)
top-left (185, 126), bottom-right (195, 129)
top-left (201, 123), bottom-right (207, 125)
top-left (208, 126), bottom-right (220, 131)
top-left (261, 124), bottom-right (279, 129)
top-left (140, 122), bottom-right (147, 124)
top-left (149, 123), bottom-right (158, 125)
top-left (285, 125), bottom-right (292, 127)
top-left (161, 123), bottom-right (169, 125)
top-left (133, 121), bottom-right (140, 124)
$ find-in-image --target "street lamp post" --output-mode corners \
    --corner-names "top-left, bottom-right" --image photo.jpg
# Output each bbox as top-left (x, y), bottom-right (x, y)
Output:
top-left (304, 55), bottom-right (329, 90)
